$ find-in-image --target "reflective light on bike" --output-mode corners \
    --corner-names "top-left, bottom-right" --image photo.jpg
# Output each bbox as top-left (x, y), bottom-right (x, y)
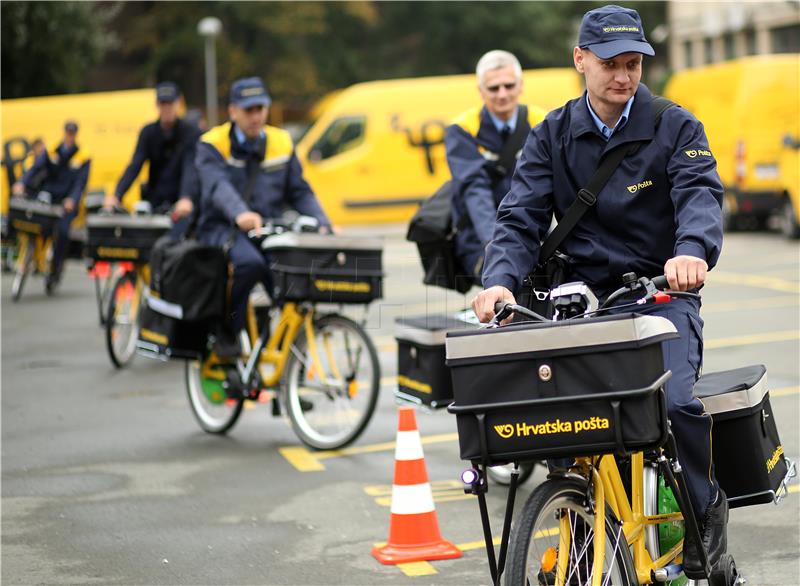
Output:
top-left (348, 380), bottom-right (358, 398)
top-left (540, 546), bottom-right (557, 573)
top-left (461, 468), bottom-right (479, 485)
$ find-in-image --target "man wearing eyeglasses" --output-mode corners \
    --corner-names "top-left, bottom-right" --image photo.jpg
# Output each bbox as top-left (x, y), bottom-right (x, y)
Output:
top-left (444, 50), bottom-right (546, 286)
top-left (195, 76), bottom-right (331, 342)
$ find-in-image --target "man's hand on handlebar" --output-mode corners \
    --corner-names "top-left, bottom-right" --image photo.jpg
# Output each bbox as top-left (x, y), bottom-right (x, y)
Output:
top-left (12, 182), bottom-right (25, 197)
top-left (103, 195), bottom-right (121, 210)
top-left (472, 285), bottom-right (517, 324)
top-left (664, 255), bottom-right (707, 291)
top-left (173, 197), bottom-right (194, 219)
top-left (236, 211), bottom-right (263, 233)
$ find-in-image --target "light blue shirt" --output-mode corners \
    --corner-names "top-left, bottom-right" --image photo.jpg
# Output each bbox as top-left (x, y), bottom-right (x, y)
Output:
top-left (233, 124), bottom-right (265, 145)
top-left (488, 107), bottom-right (519, 135)
top-left (586, 94), bottom-right (634, 140)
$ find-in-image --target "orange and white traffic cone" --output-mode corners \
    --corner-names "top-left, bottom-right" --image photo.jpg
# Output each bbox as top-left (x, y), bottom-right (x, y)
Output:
top-left (371, 406), bottom-right (462, 564)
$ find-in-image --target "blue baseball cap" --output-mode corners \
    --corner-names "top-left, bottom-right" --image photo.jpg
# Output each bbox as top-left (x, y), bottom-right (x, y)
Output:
top-left (578, 5), bottom-right (654, 59)
top-left (156, 81), bottom-right (181, 103)
top-left (64, 120), bottom-right (79, 133)
top-left (229, 77), bottom-right (272, 108)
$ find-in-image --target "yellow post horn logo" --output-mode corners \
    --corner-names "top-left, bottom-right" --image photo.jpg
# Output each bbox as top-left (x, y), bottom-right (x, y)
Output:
top-left (494, 424), bottom-right (515, 439)
top-left (685, 149), bottom-right (698, 158)
top-left (627, 185), bottom-right (638, 193)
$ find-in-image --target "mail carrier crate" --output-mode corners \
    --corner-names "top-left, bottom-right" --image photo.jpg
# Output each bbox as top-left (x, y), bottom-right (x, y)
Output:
top-left (696, 365), bottom-right (795, 508)
top-left (262, 233), bottom-right (383, 304)
top-left (8, 198), bottom-right (63, 236)
top-left (395, 312), bottom-right (478, 409)
top-left (86, 215), bottom-right (171, 263)
top-left (446, 313), bottom-right (678, 464)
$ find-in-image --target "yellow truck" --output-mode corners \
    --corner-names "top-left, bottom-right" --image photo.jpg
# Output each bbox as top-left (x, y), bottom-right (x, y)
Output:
top-left (664, 54), bottom-right (800, 230)
top-left (296, 68), bottom-right (581, 225)
top-left (1, 88), bottom-right (161, 217)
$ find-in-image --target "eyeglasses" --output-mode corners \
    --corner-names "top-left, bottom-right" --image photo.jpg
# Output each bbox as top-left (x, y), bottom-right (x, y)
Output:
top-left (486, 82), bottom-right (517, 93)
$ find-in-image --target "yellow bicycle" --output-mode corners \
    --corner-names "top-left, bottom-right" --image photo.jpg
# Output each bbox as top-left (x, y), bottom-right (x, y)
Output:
top-left (8, 197), bottom-right (61, 301)
top-left (185, 219), bottom-right (382, 450)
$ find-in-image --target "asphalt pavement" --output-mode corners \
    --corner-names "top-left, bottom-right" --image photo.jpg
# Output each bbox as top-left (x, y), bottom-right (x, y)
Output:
top-left (2, 227), bottom-right (798, 585)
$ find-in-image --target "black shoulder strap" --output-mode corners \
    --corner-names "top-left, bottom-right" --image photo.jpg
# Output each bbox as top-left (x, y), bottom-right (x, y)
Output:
top-left (537, 96), bottom-right (675, 263)
top-left (497, 105), bottom-right (528, 174)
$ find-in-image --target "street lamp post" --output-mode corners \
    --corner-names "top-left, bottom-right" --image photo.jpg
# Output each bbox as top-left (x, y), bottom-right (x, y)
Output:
top-left (197, 16), bottom-right (222, 127)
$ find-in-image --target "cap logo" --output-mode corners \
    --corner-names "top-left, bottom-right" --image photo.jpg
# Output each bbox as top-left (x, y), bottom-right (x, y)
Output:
top-left (602, 25), bottom-right (640, 34)
top-left (241, 87), bottom-right (264, 97)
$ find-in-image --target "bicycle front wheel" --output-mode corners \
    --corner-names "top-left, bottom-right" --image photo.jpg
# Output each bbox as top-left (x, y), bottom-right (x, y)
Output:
top-left (105, 271), bottom-right (140, 368)
top-left (11, 236), bottom-right (33, 302)
top-left (505, 478), bottom-right (635, 586)
top-left (283, 314), bottom-right (380, 450)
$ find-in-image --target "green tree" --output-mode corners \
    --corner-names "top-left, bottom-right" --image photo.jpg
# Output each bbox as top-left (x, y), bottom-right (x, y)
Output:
top-left (1, 1), bottom-right (112, 98)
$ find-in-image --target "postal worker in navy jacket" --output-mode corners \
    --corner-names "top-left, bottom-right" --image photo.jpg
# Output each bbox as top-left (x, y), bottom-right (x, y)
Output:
top-left (13, 120), bottom-right (91, 292)
top-left (445, 50), bottom-right (546, 285)
top-left (471, 6), bottom-right (727, 577)
top-left (196, 77), bottom-right (331, 334)
top-left (108, 82), bottom-right (201, 235)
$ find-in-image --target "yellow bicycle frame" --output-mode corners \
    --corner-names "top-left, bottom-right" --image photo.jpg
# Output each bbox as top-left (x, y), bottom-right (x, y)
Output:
top-left (562, 453), bottom-right (685, 586)
top-left (15, 232), bottom-right (52, 274)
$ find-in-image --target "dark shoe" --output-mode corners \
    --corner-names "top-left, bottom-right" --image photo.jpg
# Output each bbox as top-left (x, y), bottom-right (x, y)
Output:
top-left (683, 489), bottom-right (729, 579)
top-left (44, 269), bottom-right (62, 295)
top-left (213, 328), bottom-right (242, 358)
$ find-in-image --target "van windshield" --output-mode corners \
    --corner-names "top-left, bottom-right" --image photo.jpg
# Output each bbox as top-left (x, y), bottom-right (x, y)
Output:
top-left (309, 116), bottom-right (366, 161)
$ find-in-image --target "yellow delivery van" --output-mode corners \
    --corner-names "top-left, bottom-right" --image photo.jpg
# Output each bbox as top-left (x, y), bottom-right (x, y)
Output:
top-left (1, 88), bottom-right (161, 216)
top-left (296, 68), bottom-right (581, 225)
top-left (778, 134), bottom-right (800, 239)
top-left (665, 54), bottom-right (800, 230)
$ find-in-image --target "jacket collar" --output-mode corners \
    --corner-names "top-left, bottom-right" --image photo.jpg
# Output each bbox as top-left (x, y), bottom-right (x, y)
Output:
top-left (570, 83), bottom-right (655, 152)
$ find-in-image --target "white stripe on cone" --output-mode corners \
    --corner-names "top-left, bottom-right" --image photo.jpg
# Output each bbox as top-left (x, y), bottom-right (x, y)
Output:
top-left (395, 430), bottom-right (424, 461)
top-left (390, 483), bottom-right (436, 515)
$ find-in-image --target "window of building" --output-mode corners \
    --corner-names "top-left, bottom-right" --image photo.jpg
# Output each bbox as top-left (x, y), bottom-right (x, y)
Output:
top-left (772, 24), bottom-right (800, 54)
top-left (745, 28), bottom-right (757, 55)
top-left (704, 37), bottom-right (714, 64)
top-left (724, 33), bottom-right (736, 60)
top-left (308, 116), bottom-right (366, 162)
top-left (684, 39), bottom-right (693, 68)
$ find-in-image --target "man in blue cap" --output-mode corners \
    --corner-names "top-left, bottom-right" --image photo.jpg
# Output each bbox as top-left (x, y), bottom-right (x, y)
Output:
top-left (196, 76), bottom-right (331, 344)
top-left (108, 82), bottom-right (201, 234)
top-left (13, 120), bottom-right (91, 292)
top-left (472, 5), bottom-right (727, 578)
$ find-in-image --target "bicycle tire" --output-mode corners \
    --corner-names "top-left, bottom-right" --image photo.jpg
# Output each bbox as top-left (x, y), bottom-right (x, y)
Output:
top-left (185, 357), bottom-right (244, 434)
top-left (487, 461), bottom-right (538, 486)
top-left (11, 238), bottom-right (33, 302)
top-left (283, 314), bottom-right (380, 450)
top-left (505, 478), bottom-right (636, 586)
top-left (105, 271), bottom-right (140, 368)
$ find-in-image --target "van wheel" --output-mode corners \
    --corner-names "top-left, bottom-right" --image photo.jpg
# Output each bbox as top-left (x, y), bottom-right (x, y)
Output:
top-left (779, 196), bottom-right (800, 239)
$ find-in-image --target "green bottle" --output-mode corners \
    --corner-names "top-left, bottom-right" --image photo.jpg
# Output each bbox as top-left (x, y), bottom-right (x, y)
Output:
top-left (658, 473), bottom-right (688, 585)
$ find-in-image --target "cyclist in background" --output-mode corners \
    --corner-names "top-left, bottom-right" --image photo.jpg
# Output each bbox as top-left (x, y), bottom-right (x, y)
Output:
top-left (12, 121), bottom-right (91, 290)
top-left (106, 82), bottom-right (201, 235)
top-left (445, 50), bottom-right (546, 285)
top-left (471, 5), bottom-right (727, 578)
top-left (195, 76), bottom-right (331, 351)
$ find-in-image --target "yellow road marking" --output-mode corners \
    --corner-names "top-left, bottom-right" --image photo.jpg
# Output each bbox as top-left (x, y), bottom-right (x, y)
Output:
top-left (771, 386), bottom-right (800, 398)
top-left (704, 330), bottom-right (799, 349)
top-left (703, 295), bottom-right (799, 313)
top-left (711, 271), bottom-right (800, 294)
top-left (397, 561), bottom-right (438, 576)
top-left (278, 446), bottom-right (326, 472)
top-left (789, 484), bottom-right (799, 494)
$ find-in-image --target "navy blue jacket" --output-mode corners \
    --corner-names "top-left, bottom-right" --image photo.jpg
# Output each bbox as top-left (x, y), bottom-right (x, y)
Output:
top-left (482, 84), bottom-right (723, 297)
top-left (196, 122), bottom-right (330, 239)
top-left (445, 105), bottom-right (545, 275)
top-left (21, 142), bottom-right (90, 205)
top-left (115, 118), bottom-right (201, 210)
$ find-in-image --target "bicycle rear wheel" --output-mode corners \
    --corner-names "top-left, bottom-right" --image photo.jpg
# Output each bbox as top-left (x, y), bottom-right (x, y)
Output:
top-left (185, 353), bottom-right (245, 434)
top-left (105, 271), bottom-right (141, 368)
top-left (505, 478), bottom-right (635, 586)
top-left (283, 314), bottom-right (380, 450)
top-left (11, 236), bottom-right (33, 302)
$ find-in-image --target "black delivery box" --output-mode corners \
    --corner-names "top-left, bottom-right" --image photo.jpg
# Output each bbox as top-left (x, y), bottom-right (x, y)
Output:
top-left (86, 214), bottom-right (172, 263)
top-left (262, 232), bottom-right (383, 304)
top-left (395, 311), bottom-right (479, 409)
top-left (446, 313), bottom-right (678, 464)
top-left (695, 365), bottom-right (795, 508)
top-left (8, 198), bottom-right (63, 236)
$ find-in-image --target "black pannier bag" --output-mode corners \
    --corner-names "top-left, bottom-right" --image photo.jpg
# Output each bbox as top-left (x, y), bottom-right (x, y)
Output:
top-left (406, 181), bottom-right (473, 294)
top-left (137, 237), bottom-right (229, 360)
top-left (446, 313), bottom-right (678, 464)
top-left (395, 312), bottom-right (478, 409)
top-left (8, 198), bottom-right (62, 236)
top-left (85, 214), bottom-right (172, 263)
top-left (695, 365), bottom-right (795, 508)
top-left (262, 233), bottom-right (383, 304)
